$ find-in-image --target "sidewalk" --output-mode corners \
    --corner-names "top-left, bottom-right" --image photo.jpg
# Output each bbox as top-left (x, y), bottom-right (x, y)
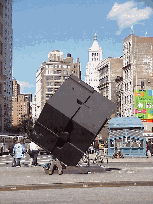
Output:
top-left (0, 157), bottom-right (153, 191)
top-left (89, 153), bottom-right (153, 163)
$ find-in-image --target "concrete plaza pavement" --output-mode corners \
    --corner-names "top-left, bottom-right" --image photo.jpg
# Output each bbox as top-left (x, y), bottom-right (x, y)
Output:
top-left (0, 156), bottom-right (153, 190)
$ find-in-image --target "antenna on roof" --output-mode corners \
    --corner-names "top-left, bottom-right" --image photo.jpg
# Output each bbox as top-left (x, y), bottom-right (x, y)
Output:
top-left (131, 25), bottom-right (134, 34)
top-left (145, 30), bottom-right (147, 36)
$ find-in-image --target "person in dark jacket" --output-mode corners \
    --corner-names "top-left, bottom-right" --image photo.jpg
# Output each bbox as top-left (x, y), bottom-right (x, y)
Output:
top-left (8, 139), bottom-right (16, 167)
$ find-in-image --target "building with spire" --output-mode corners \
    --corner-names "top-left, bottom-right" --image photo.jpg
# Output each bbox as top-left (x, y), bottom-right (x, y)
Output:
top-left (85, 34), bottom-right (102, 91)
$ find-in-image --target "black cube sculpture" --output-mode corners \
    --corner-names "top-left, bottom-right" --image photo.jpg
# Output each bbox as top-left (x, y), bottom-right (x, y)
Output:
top-left (29, 75), bottom-right (116, 166)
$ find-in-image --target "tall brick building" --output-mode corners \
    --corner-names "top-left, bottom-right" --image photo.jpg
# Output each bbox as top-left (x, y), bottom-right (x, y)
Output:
top-left (122, 34), bottom-right (153, 132)
top-left (12, 79), bottom-right (32, 126)
top-left (0, 0), bottom-right (13, 132)
top-left (97, 57), bottom-right (123, 141)
top-left (97, 57), bottom-right (123, 104)
top-left (0, 0), bottom-right (6, 132)
top-left (35, 50), bottom-right (81, 118)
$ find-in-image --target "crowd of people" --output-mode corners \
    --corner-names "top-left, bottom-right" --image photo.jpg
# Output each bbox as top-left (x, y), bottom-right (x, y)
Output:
top-left (9, 139), bottom-right (40, 168)
top-left (8, 139), bottom-right (63, 175)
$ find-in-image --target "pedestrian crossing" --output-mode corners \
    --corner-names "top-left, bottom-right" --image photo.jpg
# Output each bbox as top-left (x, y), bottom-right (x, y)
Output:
top-left (0, 154), bottom-right (52, 167)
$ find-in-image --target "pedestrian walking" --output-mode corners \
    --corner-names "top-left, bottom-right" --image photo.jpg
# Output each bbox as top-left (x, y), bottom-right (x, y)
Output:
top-left (49, 155), bottom-right (63, 175)
top-left (28, 142), bottom-right (39, 166)
top-left (8, 138), bottom-right (16, 167)
top-left (13, 140), bottom-right (26, 167)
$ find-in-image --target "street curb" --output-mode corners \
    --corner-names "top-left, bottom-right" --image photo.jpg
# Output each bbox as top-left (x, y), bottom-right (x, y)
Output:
top-left (0, 181), bottom-right (153, 191)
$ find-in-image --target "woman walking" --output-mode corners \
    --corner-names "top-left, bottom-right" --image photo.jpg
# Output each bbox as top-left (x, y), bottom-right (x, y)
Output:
top-left (13, 140), bottom-right (26, 167)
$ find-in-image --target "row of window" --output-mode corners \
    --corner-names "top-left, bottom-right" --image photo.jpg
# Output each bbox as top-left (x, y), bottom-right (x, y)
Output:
top-left (123, 42), bottom-right (131, 53)
top-left (99, 76), bottom-right (108, 84)
top-left (124, 95), bottom-right (132, 104)
top-left (0, 61), bottom-right (2, 74)
top-left (46, 82), bottom-right (61, 87)
top-left (46, 70), bottom-right (69, 75)
top-left (0, 22), bottom-right (3, 37)
top-left (46, 88), bottom-right (58, 93)
top-left (92, 58), bottom-right (99, 61)
top-left (92, 53), bottom-right (98, 56)
top-left (123, 55), bottom-right (131, 66)
top-left (124, 68), bottom-right (131, 78)
top-left (0, 3), bottom-right (3, 18)
top-left (46, 76), bottom-right (69, 81)
top-left (88, 78), bottom-right (98, 82)
top-left (99, 66), bottom-right (108, 76)
top-left (125, 81), bottom-right (132, 91)
top-left (46, 64), bottom-right (70, 69)
top-left (0, 41), bottom-right (3, 55)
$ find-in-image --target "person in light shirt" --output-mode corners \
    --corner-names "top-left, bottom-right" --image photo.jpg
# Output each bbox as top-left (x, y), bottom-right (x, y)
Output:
top-left (29, 142), bottom-right (39, 166)
top-left (13, 140), bottom-right (26, 167)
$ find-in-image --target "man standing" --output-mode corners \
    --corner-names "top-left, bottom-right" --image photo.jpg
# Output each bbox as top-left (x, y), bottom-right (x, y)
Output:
top-left (49, 155), bottom-right (63, 175)
top-left (8, 138), bottom-right (16, 167)
top-left (13, 140), bottom-right (26, 167)
top-left (29, 141), bottom-right (39, 166)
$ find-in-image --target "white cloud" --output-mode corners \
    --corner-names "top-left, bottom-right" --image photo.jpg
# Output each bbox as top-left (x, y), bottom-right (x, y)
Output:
top-left (18, 81), bottom-right (35, 93)
top-left (107, 1), bottom-right (153, 34)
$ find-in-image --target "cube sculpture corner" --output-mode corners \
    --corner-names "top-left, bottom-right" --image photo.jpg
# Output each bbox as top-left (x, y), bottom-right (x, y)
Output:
top-left (29, 75), bottom-right (116, 166)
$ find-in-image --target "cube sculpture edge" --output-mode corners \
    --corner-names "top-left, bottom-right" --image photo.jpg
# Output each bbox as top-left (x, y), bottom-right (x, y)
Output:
top-left (29, 75), bottom-right (116, 166)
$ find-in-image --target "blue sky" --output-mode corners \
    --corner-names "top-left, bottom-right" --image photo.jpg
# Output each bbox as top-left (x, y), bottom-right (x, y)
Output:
top-left (12, 0), bottom-right (153, 98)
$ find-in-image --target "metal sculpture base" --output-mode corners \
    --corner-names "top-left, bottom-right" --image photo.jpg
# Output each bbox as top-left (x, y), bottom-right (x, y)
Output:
top-left (44, 165), bottom-right (105, 174)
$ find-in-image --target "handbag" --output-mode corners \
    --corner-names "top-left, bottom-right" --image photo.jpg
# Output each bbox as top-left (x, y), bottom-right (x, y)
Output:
top-left (28, 149), bottom-right (33, 157)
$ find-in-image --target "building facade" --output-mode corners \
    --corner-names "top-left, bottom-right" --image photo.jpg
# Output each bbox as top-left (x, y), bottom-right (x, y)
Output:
top-left (97, 57), bottom-right (123, 140)
top-left (115, 76), bottom-right (123, 117)
top-left (85, 34), bottom-right (102, 91)
top-left (31, 94), bottom-right (37, 123)
top-left (0, 0), bottom-right (6, 132)
top-left (35, 50), bottom-right (81, 118)
top-left (12, 79), bottom-right (32, 126)
top-left (122, 34), bottom-right (153, 133)
top-left (0, 0), bottom-right (13, 131)
top-left (97, 57), bottom-right (123, 104)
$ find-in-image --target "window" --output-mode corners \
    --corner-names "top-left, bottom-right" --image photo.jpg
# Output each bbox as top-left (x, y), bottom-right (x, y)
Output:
top-left (97, 53), bottom-right (98, 56)
top-left (0, 23), bottom-right (3, 37)
top-left (0, 61), bottom-right (2, 74)
top-left (0, 3), bottom-right (3, 18)
top-left (46, 82), bottom-right (53, 86)
top-left (46, 94), bottom-right (51, 99)
top-left (47, 88), bottom-right (53, 92)
top-left (130, 95), bottom-right (132, 103)
top-left (63, 70), bottom-right (68, 75)
top-left (55, 82), bottom-right (61, 86)
top-left (54, 76), bottom-right (61, 80)
top-left (46, 76), bottom-right (53, 80)
top-left (141, 81), bottom-right (144, 89)
top-left (0, 41), bottom-right (3, 55)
